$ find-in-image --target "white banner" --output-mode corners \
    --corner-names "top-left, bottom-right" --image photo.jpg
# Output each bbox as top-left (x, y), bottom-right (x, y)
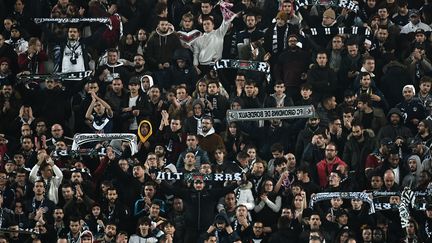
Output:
top-left (18, 71), bottom-right (93, 82)
top-left (72, 133), bottom-right (138, 155)
top-left (34, 18), bottom-right (110, 24)
top-left (227, 105), bottom-right (314, 122)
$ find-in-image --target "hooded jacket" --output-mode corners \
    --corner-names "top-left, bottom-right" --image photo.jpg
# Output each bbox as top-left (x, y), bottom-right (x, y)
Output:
top-left (316, 156), bottom-right (348, 188)
top-left (140, 75), bottom-right (154, 93)
top-left (233, 181), bottom-right (255, 210)
top-left (402, 154), bottom-right (423, 188)
top-left (169, 48), bottom-right (198, 88)
top-left (146, 24), bottom-right (182, 69)
top-left (376, 108), bottom-right (413, 142)
top-left (199, 213), bottom-right (240, 243)
top-left (137, 120), bottom-right (153, 143)
top-left (396, 97), bottom-right (427, 133)
top-left (80, 230), bottom-right (94, 243)
top-left (198, 127), bottom-right (226, 157)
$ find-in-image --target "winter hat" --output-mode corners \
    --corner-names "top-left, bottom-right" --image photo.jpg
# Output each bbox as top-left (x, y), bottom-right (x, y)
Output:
top-left (323, 8), bottom-right (336, 19)
top-left (80, 230), bottom-right (94, 242)
top-left (275, 11), bottom-right (288, 21)
top-left (129, 76), bottom-right (140, 85)
top-left (403, 85), bottom-right (416, 96)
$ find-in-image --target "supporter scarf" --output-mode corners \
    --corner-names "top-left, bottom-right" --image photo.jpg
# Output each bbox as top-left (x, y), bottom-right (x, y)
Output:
top-left (399, 189), bottom-right (416, 228)
top-left (18, 71), bottom-right (92, 82)
top-left (272, 25), bottom-right (289, 54)
top-left (219, 1), bottom-right (236, 21)
top-left (72, 133), bottom-right (139, 155)
top-left (295, 0), bottom-right (359, 12)
top-left (309, 192), bottom-right (375, 214)
top-left (213, 59), bottom-right (270, 73)
top-left (301, 26), bottom-right (371, 37)
top-left (426, 220), bottom-right (432, 238)
top-left (34, 18), bottom-right (110, 24)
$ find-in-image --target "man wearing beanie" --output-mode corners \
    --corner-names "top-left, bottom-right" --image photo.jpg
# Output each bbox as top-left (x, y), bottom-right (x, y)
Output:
top-left (322, 8), bottom-right (337, 27)
top-left (396, 85), bottom-right (427, 134)
top-left (303, 7), bottom-right (341, 51)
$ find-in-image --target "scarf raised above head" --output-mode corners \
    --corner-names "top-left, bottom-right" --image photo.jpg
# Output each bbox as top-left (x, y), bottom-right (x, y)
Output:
top-left (219, 1), bottom-right (236, 21)
top-left (272, 24), bottom-right (289, 54)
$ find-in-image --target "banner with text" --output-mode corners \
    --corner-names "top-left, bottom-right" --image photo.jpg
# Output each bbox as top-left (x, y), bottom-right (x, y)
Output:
top-left (227, 106), bottom-right (314, 122)
top-left (34, 18), bottom-right (110, 24)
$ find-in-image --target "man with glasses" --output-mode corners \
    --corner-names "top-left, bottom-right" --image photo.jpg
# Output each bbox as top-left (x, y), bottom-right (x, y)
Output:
top-left (316, 143), bottom-right (347, 188)
top-left (46, 124), bottom-right (72, 149)
top-left (130, 53), bottom-right (147, 77)
top-left (230, 72), bottom-right (246, 98)
top-left (198, 116), bottom-right (225, 159)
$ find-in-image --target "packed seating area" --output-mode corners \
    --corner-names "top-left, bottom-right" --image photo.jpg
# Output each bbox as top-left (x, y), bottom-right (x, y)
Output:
top-left (0, 0), bottom-right (432, 242)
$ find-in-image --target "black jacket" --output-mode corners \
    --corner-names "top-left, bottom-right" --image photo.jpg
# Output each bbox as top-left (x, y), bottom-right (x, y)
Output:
top-left (120, 92), bottom-right (152, 131)
top-left (160, 182), bottom-right (237, 231)
top-left (343, 129), bottom-right (377, 179)
top-left (377, 108), bottom-right (413, 142)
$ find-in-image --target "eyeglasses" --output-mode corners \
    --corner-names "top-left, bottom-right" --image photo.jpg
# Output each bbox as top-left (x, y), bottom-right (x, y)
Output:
top-left (194, 181), bottom-right (203, 184)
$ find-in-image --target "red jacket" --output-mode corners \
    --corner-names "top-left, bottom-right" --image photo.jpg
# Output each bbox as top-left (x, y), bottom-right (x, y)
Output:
top-left (316, 156), bottom-right (347, 188)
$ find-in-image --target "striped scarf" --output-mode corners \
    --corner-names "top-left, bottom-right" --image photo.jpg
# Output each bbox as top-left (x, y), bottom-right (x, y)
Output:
top-left (272, 24), bottom-right (289, 54)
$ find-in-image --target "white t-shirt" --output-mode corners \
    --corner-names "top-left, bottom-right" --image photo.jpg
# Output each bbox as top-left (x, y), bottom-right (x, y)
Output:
top-left (62, 42), bottom-right (85, 72)
top-left (128, 96), bottom-right (138, 130)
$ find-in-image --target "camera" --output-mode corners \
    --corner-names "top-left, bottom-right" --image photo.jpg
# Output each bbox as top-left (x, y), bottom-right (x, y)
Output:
top-left (70, 53), bottom-right (77, 65)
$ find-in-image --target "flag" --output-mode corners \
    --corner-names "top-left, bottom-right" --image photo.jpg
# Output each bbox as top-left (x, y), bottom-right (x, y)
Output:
top-left (219, 1), bottom-right (236, 21)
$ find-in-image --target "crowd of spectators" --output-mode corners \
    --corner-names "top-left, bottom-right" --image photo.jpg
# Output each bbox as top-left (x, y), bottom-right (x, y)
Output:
top-left (0, 0), bottom-right (432, 242)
